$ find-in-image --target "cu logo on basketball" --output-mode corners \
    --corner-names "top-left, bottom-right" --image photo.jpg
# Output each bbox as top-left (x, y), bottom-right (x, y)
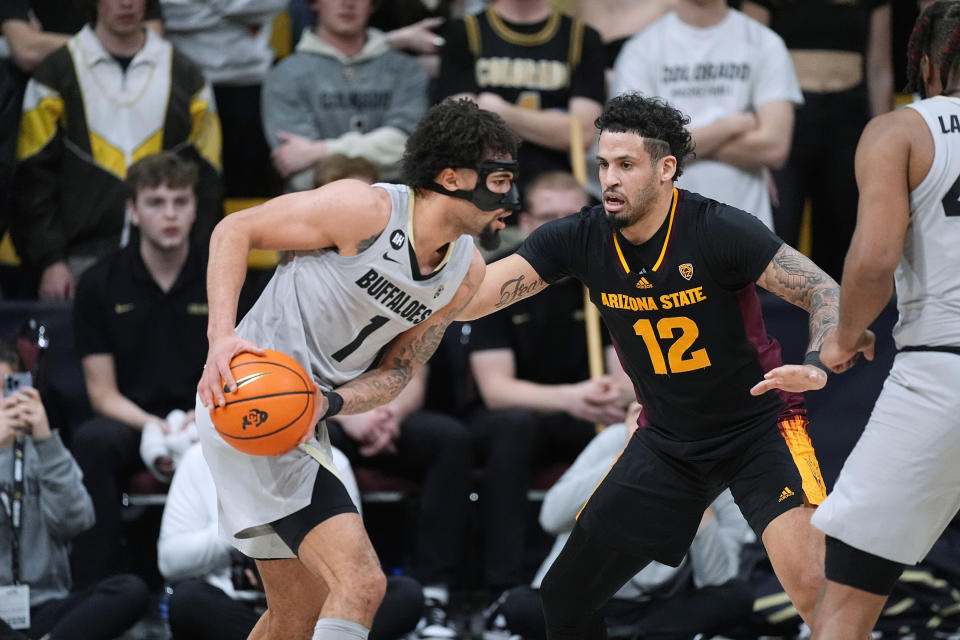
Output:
top-left (390, 230), bottom-right (406, 250)
top-left (242, 408), bottom-right (269, 430)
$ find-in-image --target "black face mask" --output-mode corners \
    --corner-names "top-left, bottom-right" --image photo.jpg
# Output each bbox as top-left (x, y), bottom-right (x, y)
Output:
top-left (424, 160), bottom-right (521, 211)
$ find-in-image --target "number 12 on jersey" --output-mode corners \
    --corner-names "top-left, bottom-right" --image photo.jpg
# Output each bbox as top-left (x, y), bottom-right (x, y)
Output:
top-left (633, 316), bottom-right (711, 374)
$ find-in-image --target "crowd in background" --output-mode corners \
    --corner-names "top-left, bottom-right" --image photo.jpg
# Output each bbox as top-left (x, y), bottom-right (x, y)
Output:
top-left (0, 1), bottom-right (953, 639)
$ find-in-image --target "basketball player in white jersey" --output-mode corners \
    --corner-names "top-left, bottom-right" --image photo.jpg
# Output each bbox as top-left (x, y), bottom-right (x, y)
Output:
top-left (193, 98), bottom-right (519, 640)
top-left (813, 2), bottom-right (960, 636)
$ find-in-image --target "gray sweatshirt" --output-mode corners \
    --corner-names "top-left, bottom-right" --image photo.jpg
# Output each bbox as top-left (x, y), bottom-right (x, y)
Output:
top-left (0, 433), bottom-right (94, 606)
top-left (534, 424), bottom-right (750, 600)
top-left (261, 28), bottom-right (428, 185)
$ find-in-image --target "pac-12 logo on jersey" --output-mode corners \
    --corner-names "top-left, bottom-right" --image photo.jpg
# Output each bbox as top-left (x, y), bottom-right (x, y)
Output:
top-left (390, 230), bottom-right (406, 250)
top-left (679, 263), bottom-right (693, 280)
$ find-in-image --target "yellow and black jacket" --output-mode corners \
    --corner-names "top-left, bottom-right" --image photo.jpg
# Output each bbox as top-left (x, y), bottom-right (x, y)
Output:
top-left (13, 25), bottom-right (222, 271)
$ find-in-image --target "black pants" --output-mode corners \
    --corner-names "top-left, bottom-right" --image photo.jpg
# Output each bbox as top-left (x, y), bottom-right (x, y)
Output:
top-left (168, 575), bottom-right (424, 640)
top-left (328, 410), bottom-right (472, 586)
top-left (499, 577), bottom-right (752, 640)
top-left (771, 87), bottom-right (869, 282)
top-left (68, 416), bottom-right (145, 587)
top-left (470, 408), bottom-right (595, 589)
top-left (0, 574), bottom-right (149, 640)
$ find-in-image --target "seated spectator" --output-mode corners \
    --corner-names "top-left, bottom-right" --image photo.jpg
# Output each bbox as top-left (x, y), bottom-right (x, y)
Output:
top-left (11, 0), bottom-right (222, 300)
top-left (158, 442), bottom-right (424, 640)
top-left (468, 172), bottom-right (630, 600)
top-left (433, 0), bottom-right (606, 190)
top-left (68, 152), bottom-right (209, 588)
top-left (0, 339), bottom-right (149, 640)
top-left (484, 403), bottom-right (755, 640)
top-left (262, 0), bottom-right (428, 190)
top-left (611, 0), bottom-right (802, 231)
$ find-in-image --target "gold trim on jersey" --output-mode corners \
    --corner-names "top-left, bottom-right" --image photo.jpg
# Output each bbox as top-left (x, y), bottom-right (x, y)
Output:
top-left (568, 19), bottom-right (584, 69)
top-left (611, 187), bottom-right (678, 274)
top-left (406, 186), bottom-right (454, 273)
top-left (465, 14), bottom-right (482, 58)
top-left (485, 6), bottom-right (562, 47)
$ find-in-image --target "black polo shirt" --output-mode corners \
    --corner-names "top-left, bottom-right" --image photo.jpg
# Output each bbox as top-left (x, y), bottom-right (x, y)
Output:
top-left (73, 244), bottom-right (208, 417)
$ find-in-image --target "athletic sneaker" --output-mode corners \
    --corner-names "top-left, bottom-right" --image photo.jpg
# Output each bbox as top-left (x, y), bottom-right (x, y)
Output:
top-left (416, 598), bottom-right (458, 638)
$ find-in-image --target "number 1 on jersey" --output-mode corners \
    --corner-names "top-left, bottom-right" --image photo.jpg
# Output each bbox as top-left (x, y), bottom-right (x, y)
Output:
top-left (332, 315), bottom-right (389, 362)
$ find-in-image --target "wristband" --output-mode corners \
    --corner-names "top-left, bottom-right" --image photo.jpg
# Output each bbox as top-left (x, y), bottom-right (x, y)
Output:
top-left (803, 350), bottom-right (830, 375)
top-left (320, 390), bottom-right (344, 421)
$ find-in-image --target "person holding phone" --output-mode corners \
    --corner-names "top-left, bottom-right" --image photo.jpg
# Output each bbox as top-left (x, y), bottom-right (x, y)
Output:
top-left (0, 339), bottom-right (149, 640)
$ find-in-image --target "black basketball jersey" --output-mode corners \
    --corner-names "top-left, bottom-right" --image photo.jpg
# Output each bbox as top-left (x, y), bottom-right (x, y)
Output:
top-left (434, 6), bottom-right (605, 182)
top-left (517, 188), bottom-right (804, 440)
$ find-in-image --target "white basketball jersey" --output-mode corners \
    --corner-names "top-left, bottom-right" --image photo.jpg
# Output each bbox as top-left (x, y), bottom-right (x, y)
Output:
top-left (896, 97), bottom-right (960, 348)
top-left (236, 183), bottom-right (475, 386)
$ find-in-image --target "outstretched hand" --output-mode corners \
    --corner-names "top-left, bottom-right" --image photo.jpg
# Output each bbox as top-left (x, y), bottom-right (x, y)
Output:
top-left (749, 364), bottom-right (827, 396)
top-left (197, 334), bottom-right (266, 409)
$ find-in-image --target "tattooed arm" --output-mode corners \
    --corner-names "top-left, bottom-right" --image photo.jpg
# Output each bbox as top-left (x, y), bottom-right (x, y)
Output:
top-left (456, 253), bottom-right (550, 321)
top-left (756, 243), bottom-right (840, 352)
top-left (199, 180), bottom-right (392, 408)
top-left (334, 250), bottom-right (486, 415)
top-left (750, 244), bottom-right (840, 396)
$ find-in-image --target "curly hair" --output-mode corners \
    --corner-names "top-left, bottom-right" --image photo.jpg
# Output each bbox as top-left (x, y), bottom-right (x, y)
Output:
top-left (594, 93), bottom-right (695, 180)
top-left (400, 98), bottom-right (520, 191)
top-left (906, 1), bottom-right (960, 95)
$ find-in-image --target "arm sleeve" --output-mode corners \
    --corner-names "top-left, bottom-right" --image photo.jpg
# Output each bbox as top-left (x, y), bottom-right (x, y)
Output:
top-left (72, 270), bottom-right (112, 358)
top-left (515, 212), bottom-right (584, 284)
top-left (539, 425), bottom-right (626, 534)
top-left (157, 446), bottom-right (233, 582)
top-left (569, 23), bottom-right (605, 104)
top-left (751, 29), bottom-right (803, 108)
top-left (432, 19), bottom-right (478, 101)
top-left (700, 203), bottom-right (783, 289)
top-left (35, 433), bottom-right (95, 540)
top-left (688, 490), bottom-right (750, 588)
top-left (11, 73), bottom-right (68, 268)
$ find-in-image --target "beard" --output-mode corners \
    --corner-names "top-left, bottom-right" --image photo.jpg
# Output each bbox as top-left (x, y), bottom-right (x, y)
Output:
top-left (604, 177), bottom-right (658, 230)
top-left (478, 223), bottom-right (502, 251)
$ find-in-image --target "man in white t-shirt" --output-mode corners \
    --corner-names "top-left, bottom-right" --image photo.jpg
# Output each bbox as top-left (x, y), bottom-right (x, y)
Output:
top-left (611, 0), bottom-right (802, 229)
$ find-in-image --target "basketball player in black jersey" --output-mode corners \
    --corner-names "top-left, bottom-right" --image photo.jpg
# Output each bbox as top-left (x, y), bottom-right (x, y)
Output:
top-left (460, 93), bottom-right (847, 639)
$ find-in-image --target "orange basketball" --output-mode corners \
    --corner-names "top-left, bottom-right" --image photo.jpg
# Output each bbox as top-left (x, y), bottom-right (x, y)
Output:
top-left (210, 349), bottom-right (317, 456)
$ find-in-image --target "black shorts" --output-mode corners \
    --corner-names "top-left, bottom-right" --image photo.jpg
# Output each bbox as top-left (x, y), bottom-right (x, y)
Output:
top-left (577, 409), bottom-right (825, 566)
top-left (265, 463), bottom-right (359, 557)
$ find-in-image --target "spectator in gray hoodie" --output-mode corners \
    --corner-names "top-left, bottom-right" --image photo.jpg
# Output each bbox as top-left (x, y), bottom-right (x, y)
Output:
top-left (0, 340), bottom-right (148, 640)
top-left (262, 0), bottom-right (429, 191)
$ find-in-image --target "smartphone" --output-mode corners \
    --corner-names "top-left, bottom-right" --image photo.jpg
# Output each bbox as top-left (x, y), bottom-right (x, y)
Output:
top-left (3, 372), bottom-right (33, 398)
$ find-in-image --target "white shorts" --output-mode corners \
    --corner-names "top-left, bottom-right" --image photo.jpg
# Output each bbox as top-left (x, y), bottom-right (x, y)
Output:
top-left (812, 351), bottom-right (960, 564)
top-left (195, 394), bottom-right (338, 559)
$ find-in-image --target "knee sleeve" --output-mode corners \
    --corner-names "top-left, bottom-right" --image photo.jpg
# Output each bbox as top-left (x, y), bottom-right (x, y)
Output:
top-left (825, 536), bottom-right (904, 596)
